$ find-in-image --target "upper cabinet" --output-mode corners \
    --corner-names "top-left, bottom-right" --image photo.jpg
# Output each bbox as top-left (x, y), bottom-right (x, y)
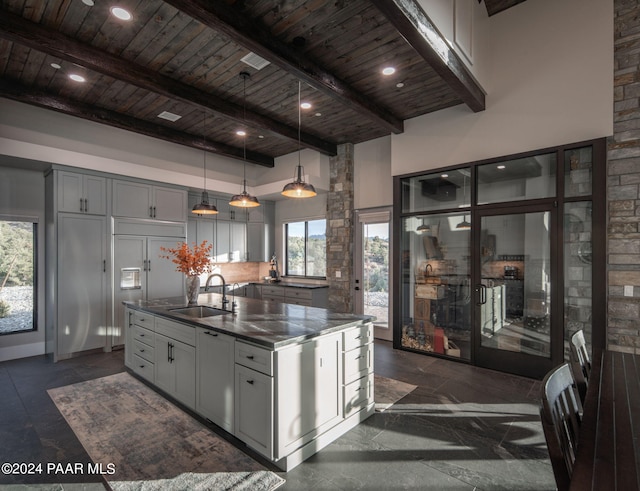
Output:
top-left (57, 171), bottom-right (107, 215)
top-left (113, 180), bottom-right (187, 222)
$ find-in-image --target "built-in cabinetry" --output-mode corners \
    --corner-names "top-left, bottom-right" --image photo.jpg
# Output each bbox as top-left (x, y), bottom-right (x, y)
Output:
top-left (187, 193), bottom-right (274, 263)
top-left (196, 328), bottom-right (235, 433)
top-left (154, 316), bottom-right (196, 408)
top-left (255, 284), bottom-right (328, 308)
top-left (113, 179), bottom-right (187, 222)
top-left (124, 306), bottom-right (374, 470)
top-left (46, 169), bottom-right (109, 361)
top-left (57, 171), bottom-right (107, 215)
top-left (46, 166), bottom-right (188, 359)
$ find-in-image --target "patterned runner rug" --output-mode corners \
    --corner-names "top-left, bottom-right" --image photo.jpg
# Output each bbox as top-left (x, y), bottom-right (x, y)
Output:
top-left (48, 372), bottom-right (284, 491)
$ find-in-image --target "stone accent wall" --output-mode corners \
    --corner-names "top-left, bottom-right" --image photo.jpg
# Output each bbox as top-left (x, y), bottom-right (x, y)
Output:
top-left (608, 0), bottom-right (640, 353)
top-left (326, 143), bottom-right (354, 313)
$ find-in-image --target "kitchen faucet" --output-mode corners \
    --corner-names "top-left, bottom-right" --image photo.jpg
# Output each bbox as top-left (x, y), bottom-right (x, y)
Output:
top-left (204, 273), bottom-right (229, 308)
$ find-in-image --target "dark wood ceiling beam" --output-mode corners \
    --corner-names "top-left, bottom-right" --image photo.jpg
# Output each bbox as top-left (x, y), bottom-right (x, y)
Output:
top-left (371, 0), bottom-right (486, 113)
top-left (162, 0), bottom-right (404, 134)
top-left (0, 9), bottom-right (336, 156)
top-left (0, 79), bottom-right (275, 168)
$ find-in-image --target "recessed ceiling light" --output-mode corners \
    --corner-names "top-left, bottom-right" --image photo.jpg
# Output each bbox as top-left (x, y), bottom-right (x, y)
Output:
top-left (441, 174), bottom-right (449, 178)
top-left (81, 0), bottom-right (94, 5)
top-left (157, 111), bottom-right (182, 122)
top-left (396, 82), bottom-right (405, 88)
top-left (300, 102), bottom-right (312, 110)
top-left (258, 135), bottom-right (264, 139)
top-left (68, 74), bottom-right (86, 82)
top-left (497, 165), bottom-right (506, 170)
top-left (110, 7), bottom-right (132, 21)
top-left (315, 112), bottom-right (322, 117)
top-left (236, 130), bottom-right (246, 136)
top-left (50, 63), bottom-right (61, 69)
top-left (382, 67), bottom-right (396, 76)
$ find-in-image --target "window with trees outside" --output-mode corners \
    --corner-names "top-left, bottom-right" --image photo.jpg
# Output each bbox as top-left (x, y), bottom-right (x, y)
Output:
top-left (0, 219), bottom-right (36, 335)
top-left (285, 219), bottom-right (326, 278)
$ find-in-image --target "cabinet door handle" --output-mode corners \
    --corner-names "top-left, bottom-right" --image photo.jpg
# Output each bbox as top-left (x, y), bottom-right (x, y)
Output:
top-left (103, 259), bottom-right (106, 272)
top-left (149, 206), bottom-right (153, 218)
top-left (153, 206), bottom-right (157, 218)
top-left (79, 198), bottom-right (84, 212)
top-left (147, 260), bottom-right (151, 271)
top-left (246, 379), bottom-right (254, 385)
top-left (84, 198), bottom-right (88, 213)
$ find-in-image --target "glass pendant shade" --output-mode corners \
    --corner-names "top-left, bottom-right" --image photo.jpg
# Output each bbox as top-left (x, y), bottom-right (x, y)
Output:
top-left (192, 190), bottom-right (218, 215)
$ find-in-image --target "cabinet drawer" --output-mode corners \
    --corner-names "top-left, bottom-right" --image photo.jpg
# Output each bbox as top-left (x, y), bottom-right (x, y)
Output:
top-left (287, 299), bottom-right (313, 306)
top-left (284, 288), bottom-right (312, 300)
top-left (261, 285), bottom-right (284, 297)
top-left (235, 341), bottom-right (273, 376)
top-left (343, 344), bottom-right (373, 384)
top-left (344, 373), bottom-right (374, 417)
top-left (262, 295), bottom-right (282, 303)
top-left (133, 339), bottom-right (154, 362)
top-left (131, 310), bottom-right (155, 330)
top-left (155, 317), bottom-right (196, 346)
top-left (343, 323), bottom-right (373, 352)
top-left (132, 324), bottom-right (154, 345)
top-left (132, 354), bottom-right (154, 380)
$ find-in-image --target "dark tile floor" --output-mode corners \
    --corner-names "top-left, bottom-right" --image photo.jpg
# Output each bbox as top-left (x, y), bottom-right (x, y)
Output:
top-left (0, 341), bottom-right (556, 490)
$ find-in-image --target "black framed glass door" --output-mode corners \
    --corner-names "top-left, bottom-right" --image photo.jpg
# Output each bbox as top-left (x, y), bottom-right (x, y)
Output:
top-left (473, 204), bottom-right (558, 378)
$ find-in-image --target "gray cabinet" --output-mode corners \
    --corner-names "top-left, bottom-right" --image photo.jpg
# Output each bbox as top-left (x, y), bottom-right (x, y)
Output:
top-left (57, 171), bottom-right (107, 215)
top-left (113, 180), bottom-right (187, 222)
top-left (215, 220), bottom-right (246, 262)
top-left (154, 317), bottom-right (196, 408)
top-left (247, 201), bottom-right (274, 262)
top-left (57, 214), bottom-right (108, 357)
top-left (254, 284), bottom-right (328, 308)
top-left (196, 328), bottom-right (235, 433)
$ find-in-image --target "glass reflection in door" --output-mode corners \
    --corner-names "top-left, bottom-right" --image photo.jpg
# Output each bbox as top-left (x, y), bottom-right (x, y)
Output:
top-left (400, 212), bottom-right (471, 360)
top-left (479, 212), bottom-right (551, 357)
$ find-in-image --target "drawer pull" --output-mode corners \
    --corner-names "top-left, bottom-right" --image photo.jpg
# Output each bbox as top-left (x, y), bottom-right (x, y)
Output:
top-left (247, 355), bottom-right (254, 360)
top-left (139, 365), bottom-right (145, 369)
top-left (140, 334), bottom-right (145, 337)
top-left (247, 379), bottom-right (254, 385)
top-left (204, 331), bottom-right (218, 337)
top-left (139, 349), bottom-right (145, 353)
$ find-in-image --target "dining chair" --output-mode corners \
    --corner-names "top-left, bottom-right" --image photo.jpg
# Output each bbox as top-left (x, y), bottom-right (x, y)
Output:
top-left (540, 363), bottom-right (583, 491)
top-left (569, 329), bottom-right (591, 404)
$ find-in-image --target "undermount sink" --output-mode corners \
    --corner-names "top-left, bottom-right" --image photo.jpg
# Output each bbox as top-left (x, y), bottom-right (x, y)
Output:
top-left (169, 306), bottom-right (228, 318)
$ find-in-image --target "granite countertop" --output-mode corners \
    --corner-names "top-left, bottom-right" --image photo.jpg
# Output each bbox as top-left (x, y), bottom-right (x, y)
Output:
top-left (125, 293), bottom-right (371, 349)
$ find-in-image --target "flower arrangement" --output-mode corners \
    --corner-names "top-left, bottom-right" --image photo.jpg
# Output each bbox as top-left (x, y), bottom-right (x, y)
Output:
top-left (159, 241), bottom-right (213, 276)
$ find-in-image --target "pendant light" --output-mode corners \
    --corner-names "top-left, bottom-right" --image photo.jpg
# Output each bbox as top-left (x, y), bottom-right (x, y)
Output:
top-left (192, 112), bottom-right (218, 215)
top-left (281, 81), bottom-right (317, 198)
top-left (230, 72), bottom-right (260, 208)
top-left (416, 218), bottom-right (431, 234)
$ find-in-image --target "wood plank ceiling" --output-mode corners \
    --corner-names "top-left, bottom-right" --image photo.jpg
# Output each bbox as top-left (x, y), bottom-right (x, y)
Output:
top-left (0, 0), bottom-right (523, 168)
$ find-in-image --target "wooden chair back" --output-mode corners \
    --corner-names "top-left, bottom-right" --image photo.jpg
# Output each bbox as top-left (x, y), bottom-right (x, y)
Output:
top-left (540, 363), bottom-right (583, 491)
top-left (569, 329), bottom-right (591, 404)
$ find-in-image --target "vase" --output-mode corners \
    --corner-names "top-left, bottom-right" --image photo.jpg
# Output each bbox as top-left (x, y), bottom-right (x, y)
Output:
top-left (185, 275), bottom-right (200, 305)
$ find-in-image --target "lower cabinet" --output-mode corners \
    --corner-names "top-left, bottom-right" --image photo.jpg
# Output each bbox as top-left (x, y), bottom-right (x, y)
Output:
top-left (154, 318), bottom-right (196, 408)
top-left (196, 328), bottom-right (235, 433)
top-left (124, 307), bottom-right (374, 470)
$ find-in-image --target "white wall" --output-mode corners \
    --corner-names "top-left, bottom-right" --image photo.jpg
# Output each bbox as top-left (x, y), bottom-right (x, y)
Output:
top-left (354, 136), bottom-right (393, 210)
top-left (392, 0), bottom-right (613, 176)
top-left (0, 165), bottom-right (46, 361)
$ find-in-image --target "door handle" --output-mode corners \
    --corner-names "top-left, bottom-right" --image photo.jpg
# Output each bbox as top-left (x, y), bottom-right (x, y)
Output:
top-left (84, 199), bottom-right (88, 213)
top-left (355, 286), bottom-right (360, 291)
top-left (475, 284), bottom-right (487, 305)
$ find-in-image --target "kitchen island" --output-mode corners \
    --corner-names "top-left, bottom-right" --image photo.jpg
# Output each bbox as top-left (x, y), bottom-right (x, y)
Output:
top-left (124, 293), bottom-right (374, 471)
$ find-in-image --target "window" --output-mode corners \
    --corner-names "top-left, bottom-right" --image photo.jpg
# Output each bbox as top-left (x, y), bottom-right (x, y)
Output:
top-left (285, 219), bottom-right (326, 278)
top-left (0, 219), bottom-right (37, 335)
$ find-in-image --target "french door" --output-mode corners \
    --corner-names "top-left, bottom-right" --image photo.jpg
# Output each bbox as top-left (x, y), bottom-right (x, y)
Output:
top-left (354, 208), bottom-right (392, 340)
top-left (473, 204), bottom-right (560, 378)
